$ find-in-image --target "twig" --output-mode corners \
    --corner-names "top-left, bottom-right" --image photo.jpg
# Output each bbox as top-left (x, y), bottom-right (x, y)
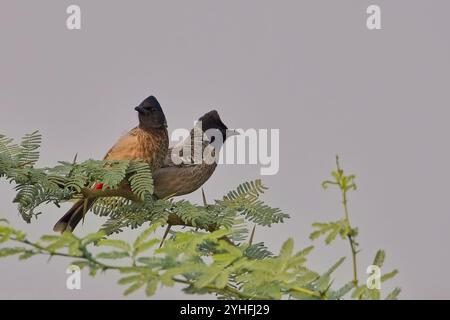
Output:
top-left (159, 224), bottom-right (172, 248)
top-left (16, 160), bottom-right (36, 168)
top-left (335, 156), bottom-right (358, 286)
top-left (343, 188), bottom-right (358, 286)
top-left (249, 225), bottom-right (256, 245)
top-left (80, 187), bottom-right (140, 201)
top-left (7, 235), bottom-right (273, 300)
top-left (201, 188), bottom-right (208, 206)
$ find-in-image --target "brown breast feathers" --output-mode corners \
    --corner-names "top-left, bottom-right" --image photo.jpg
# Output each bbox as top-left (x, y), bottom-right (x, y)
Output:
top-left (103, 127), bottom-right (169, 171)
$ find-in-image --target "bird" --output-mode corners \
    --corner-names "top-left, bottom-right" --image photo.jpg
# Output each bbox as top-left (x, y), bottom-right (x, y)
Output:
top-left (53, 95), bottom-right (169, 233)
top-left (153, 110), bottom-right (237, 247)
top-left (153, 110), bottom-right (238, 199)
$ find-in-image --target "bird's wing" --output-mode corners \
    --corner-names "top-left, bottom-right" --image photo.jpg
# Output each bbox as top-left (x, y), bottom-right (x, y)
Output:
top-left (153, 163), bottom-right (216, 199)
top-left (163, 147), bottom-right (176, 166)
top-left (154, 140), bottom-right (217, 199)
top-left (162, 147), bottom-right (198, 167)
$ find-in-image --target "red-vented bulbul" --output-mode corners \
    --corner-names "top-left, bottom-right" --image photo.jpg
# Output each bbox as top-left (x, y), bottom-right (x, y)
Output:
top-left (153, 110), bottom-right (237, 199)
top-left (53, 95), bottom-right (169, 233)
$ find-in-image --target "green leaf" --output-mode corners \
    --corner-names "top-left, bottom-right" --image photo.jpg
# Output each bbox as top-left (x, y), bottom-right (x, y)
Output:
top-left (98, 239), bottom-right (131, 252)
top-left (127, 161), bottom-right (154, 200)
top-left (18, 250), bottom-right (36, 260)
top-left (215, 272), bottom-right (229, 289)
top-left (45, 237), bottom-right (73, 252)
top-left (208, 228), bottom-right (231, 240)
top-left (277, 238), bottom-right (294, 271)
top-left (68, 242), bottom-right (83, 256)
top-left (351, 285), bottom-right (367, 299)
top-left (373, 250), bottom-right (385, 267)
top-left (118, 275), bottom-right (142, 285)
top-left (0, 247), bottom-right (25, 257)
top-left (40, 235), bottom-right (62, 242)
top-left (96, 251), bottom-right (130, 259)
top-left (133, 224), bottom-right (159, 249)
top-left (325, 227), bottom-right (339, 244)
top-left (381, 269), bottom-right (398, 283)
top-left (124, 280), bottom-right (145, 296)
top-left (289, 245), bottom-right (314, 267)
top-left (369, 288), bottom-right (380, 300)
top-left (71, 260), bottom-right (89, 269)
top-left (279, 238), bottom-right (294, 260)
top-left (325, 257), bottom-right (346, 277)
top-left (244, 242), bottom-right (273, 260)
top-left (133, 239), bottom-right (160, 257)
top-left (293, 271), bottom-right (320, 288)
top-left (145, 279), bottom-right (158, 296)
top-left (0, 228), bottom-right (11, 244)
top-left (88, 264), bottom-right (100, 277)
top-left (220, 180), bottom-right (289, 226)
top-left (385, 287), bottom-right (401, 300)
top-left (81, 231), bottom-right (106, 246)
top-left (309, 220), bottom-right (347, 245)
top-left (329, 281), bottom-right (355, 299)
top-left (196, 269), bottom-right (220, 288)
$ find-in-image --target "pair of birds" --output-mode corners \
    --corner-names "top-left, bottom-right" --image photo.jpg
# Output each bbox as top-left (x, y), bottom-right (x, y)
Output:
top-left (53, 95), bottom-right (235, 233)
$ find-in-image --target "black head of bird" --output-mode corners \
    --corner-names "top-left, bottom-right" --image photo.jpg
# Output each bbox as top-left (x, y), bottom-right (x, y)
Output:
top-left (198, 110), bottom-right (238, 144)
top-left (135, 95), bottom-right (167, 129)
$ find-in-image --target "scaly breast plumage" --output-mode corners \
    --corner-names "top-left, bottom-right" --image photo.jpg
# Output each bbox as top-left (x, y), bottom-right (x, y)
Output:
top-left (136, 128), bottom-right (169, 171)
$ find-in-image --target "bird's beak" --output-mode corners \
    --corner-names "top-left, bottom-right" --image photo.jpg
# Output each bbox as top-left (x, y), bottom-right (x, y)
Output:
top-left (227, 129), bottom-right (240, 137)
top-left (135, 106), bottom-right (145, 113)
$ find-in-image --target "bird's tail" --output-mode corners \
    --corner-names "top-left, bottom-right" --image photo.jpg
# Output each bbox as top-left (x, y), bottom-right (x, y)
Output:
top-left (53, 199), bottom-right (95, 233)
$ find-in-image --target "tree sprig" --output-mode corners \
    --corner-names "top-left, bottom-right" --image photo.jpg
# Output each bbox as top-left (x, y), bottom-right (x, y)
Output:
top-left (0, 132), bottom-right (400, 299)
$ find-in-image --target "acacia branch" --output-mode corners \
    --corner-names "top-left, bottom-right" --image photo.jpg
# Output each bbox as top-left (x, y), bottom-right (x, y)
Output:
top-left (335, 156), bottom-right (358, 287)
top-left (80, 187), bottom-right (140, 202)
top-left (7, 235), bottom-right (252, 299)
top-left (78, 187), bottom-right (228, 241)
